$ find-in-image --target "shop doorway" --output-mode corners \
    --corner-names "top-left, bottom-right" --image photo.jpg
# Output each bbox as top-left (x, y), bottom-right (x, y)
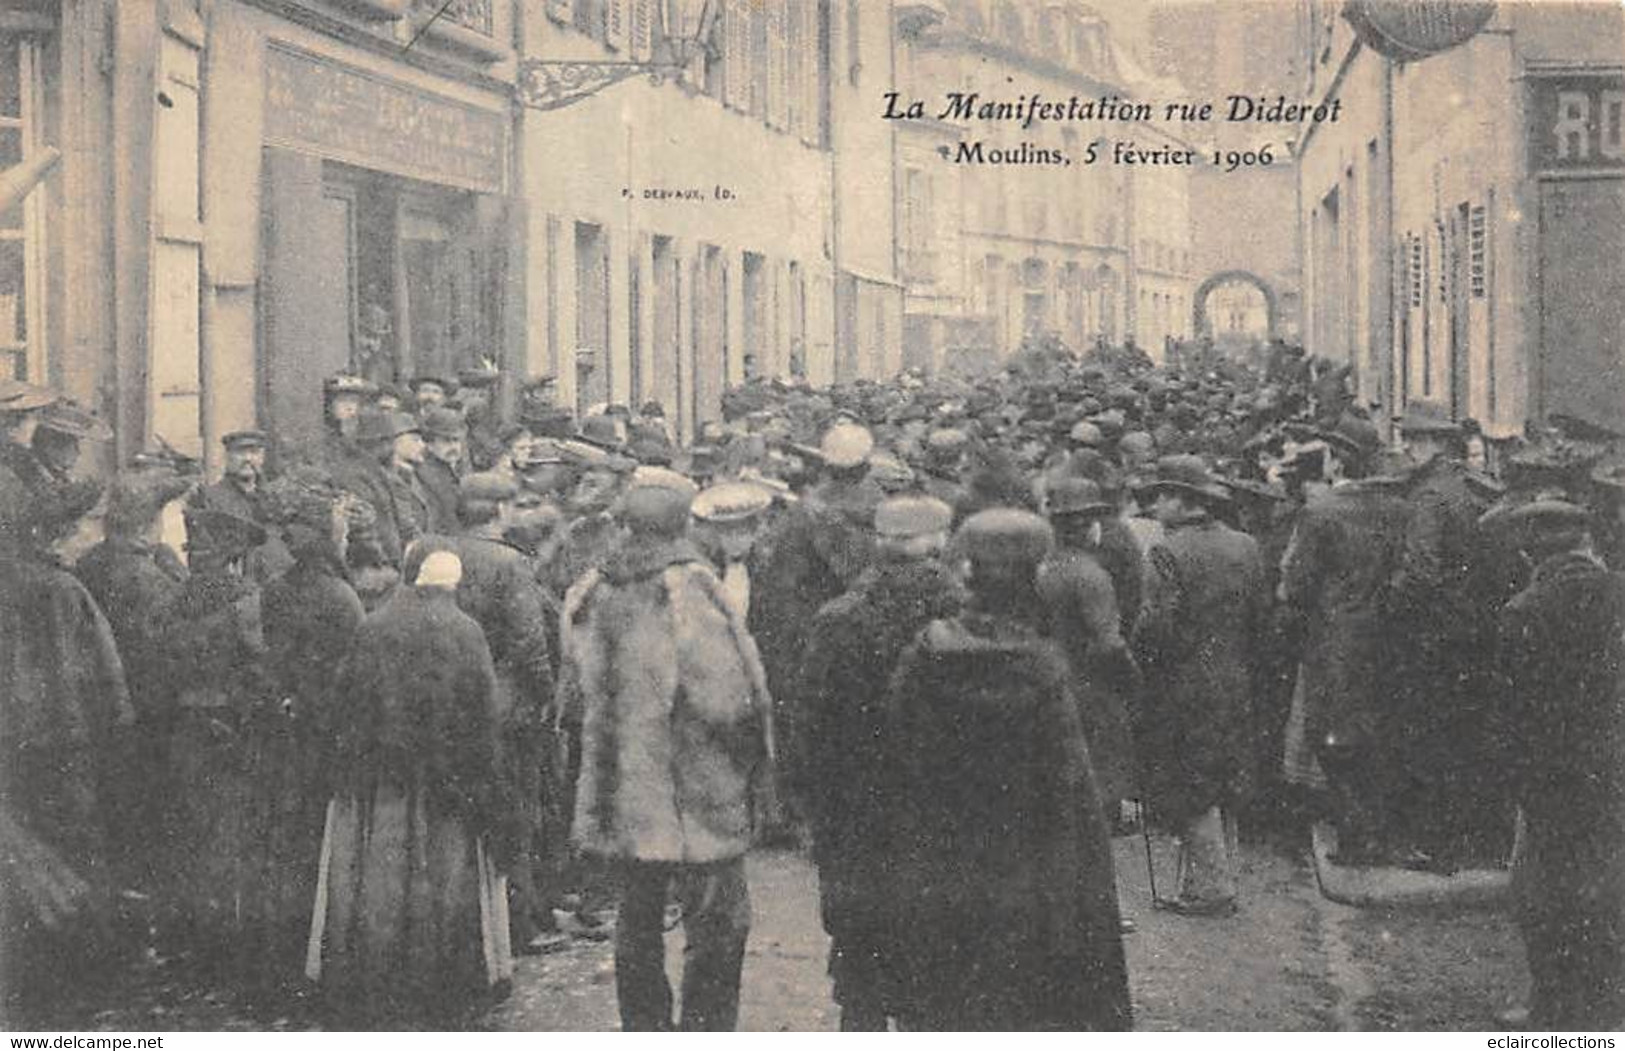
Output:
top-left (259, 150), bottom-right (501, 453)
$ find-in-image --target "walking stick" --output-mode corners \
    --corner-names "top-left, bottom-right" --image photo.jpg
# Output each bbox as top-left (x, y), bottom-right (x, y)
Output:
top-left (1138, 799), bottom-right (1161, 907)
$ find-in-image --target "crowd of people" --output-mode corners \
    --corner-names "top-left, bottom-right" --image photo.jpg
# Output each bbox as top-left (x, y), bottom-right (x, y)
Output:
top-left (1, 332), bottom-right (1622, 1031)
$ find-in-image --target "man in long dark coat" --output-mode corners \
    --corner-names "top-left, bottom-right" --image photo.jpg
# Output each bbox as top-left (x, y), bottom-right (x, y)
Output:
top-left (1276, 436), bottom-right (1413, 863)
top-left (1494, 500), bottom-right (1625, 1030)
top-left (798, 495), bottom-right (962, 1031)
top-left (1133, 455), bottom-right (1265, 916)
top-left (187, 430), bottom-right (293, 584)
top-left (416, 406), bottom-right (466, 535)
top-left (1389, 407), bottom-right (1521, 868)
top-left (1039, 478), bottom-right (1141, 815)
top-left (886, 509), bottom-right (1130, 1031)
top-left (0, 482), bottom-right (134, 1006)
top-left (404, 473), bottom-right (556, 954)
top-left (307, 549), bottom-right (512, 1027)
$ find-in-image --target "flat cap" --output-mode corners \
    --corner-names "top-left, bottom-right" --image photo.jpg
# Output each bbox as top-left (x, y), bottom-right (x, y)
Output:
top-left (408, 374), bottom-right (458, 393)
top-left (415, 550), bottom-right (463, 588)
top-left (1134, 454), bottom-right (1230, 504)
top-left (692, 481), bottom-right (774, 524)
top-left (956, 508), bottom-right (1054, 567)
top-left (623, 467), bottom-right (697, 533)
top-left (221, 429), bottom-right (268, 451)
top-left (867, 452), bottom-right (917, 494)
top-left (820, 422), bottom-right (874, 469)
top-left (456, 365), bottom-right (500, 388)
top-left (926, 428), bottom-right (969, 454)
top-left (875, 495), bottom-right (953, 539)
top-left (459, 471), bottom-right (519, 504)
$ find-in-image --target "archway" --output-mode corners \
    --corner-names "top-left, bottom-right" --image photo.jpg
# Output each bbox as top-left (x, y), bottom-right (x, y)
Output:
top-left (1192, 269), bottom-right (1278, 342)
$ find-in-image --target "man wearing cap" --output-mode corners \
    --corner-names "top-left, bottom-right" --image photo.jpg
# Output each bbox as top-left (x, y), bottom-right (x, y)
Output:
top-left (748, 423), bottom-right (884, 812)
top-left (189, 430), bottom-right (294, 584)
top-left (797, 495), bottom-right (963, 1030)
top-left (316, 374), bottom-right (375, 469)
top-left (308, 549), bottom-right (513, 1026)
top-left (547, 446), bottom-right (632, 597)
top-left (885, 508), bottom-right (1130, 1030)
top-left (1040, 478), bottom-right (1142, 824)
top-left (918, 429), bottom-right (970, 512)
top-left (1388, 405), bottom-right (1521, 871)
top-left (691, 481), bottom-right (775, 620)
top-left (1132, 455), bottom-right (1265, 916)
top-left (1276, 430), bottom-right (1413, 866)
top-left (1493, 499), bottom-right (1625, 1030)
top-left (403, 472), bottom-right (556, 954)
top-left (559, 468), bottom-right (774, 1031)
top-left (416, 406), bottom-right (468, 535)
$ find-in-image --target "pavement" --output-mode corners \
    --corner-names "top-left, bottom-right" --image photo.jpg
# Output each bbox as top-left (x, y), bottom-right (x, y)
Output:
top-left (10, 836), bottom-right (1529, 1032)
top-left (1309, 822), bottom-right (1511, 910)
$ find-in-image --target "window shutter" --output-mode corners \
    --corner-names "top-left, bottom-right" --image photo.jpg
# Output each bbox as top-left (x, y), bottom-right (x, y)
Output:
top-left (605, 0), bottom-right (627, 50)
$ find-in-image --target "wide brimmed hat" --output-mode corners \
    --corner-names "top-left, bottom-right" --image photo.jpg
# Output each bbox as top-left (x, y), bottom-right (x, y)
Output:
top-left (409, 374), bottom-right (459, 395)
top-left (1133, 454), bottom-right (1231, 504)
top-left (577, 414), bottom-right (626, 452)
top-left (1478, 497), bottom-right (1593, 542)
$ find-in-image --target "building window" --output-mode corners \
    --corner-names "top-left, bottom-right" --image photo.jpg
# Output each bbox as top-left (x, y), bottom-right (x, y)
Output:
top-left (1469, 203), bottom-right (1487, 299)
top-left (904, 167), bottom-right (936, 282)
top-left (0, 35), bottom-right (45, 383)
top-left (1408, 234), bottom-right (1423, 308)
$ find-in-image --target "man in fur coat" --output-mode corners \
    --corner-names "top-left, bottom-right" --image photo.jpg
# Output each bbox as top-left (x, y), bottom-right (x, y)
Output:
top-left (885, 509), bottom-right (1131, 1031)
top-left (559, 467), bottom-right (775, 1031)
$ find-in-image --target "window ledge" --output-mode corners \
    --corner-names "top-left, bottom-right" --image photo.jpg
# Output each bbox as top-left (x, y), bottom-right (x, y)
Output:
top-left (416, 17), bottom-right (511, 63)
top-left (320, 0), bottom-right (409, 21)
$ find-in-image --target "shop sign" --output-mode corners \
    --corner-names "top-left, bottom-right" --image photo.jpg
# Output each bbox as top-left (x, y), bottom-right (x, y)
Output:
top-left (1342, 0), bottom-right (1496, 62)
top-left (264, 44), bottom-right (505, 193)
top-left (1528, 72), bottom-right (1625, 176)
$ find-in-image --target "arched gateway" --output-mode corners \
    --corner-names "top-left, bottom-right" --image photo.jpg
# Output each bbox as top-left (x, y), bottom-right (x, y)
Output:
top-left (1192, 270), bottom-right (1279, 341)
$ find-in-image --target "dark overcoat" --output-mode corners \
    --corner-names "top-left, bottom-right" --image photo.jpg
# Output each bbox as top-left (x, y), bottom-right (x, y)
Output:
top-left (1277, 479), bottom-right (1412, 749)
top-left (414, 457), bottom-right (462, 536)
top-left (189, 480), bottom-right (294, 583)
top-left (0, 553), bottom-right (133, 971)
top-left (1039, 545), bottom-right (1142, 805)
top-left (1133, 515), bottom-right (1265, 827)
top-left (309, 586), bottom-right (510, 1023)
top-left (797, 558), bottom-right (962, 1007)
top-left (885, 611), bottom-right (1131, 1031)
top-left (1499, 551), bottom-right (1625, 1030)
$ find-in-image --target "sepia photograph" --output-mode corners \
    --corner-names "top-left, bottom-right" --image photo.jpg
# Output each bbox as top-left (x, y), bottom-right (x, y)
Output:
top-left (1, 0), bottom-right (1623, 1034)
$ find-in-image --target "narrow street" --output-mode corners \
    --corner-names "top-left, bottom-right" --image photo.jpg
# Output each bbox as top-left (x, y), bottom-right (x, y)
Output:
top-left (481, 839), bottom-right (1528, 1032)
top-left (10, 839), bottom-right (1528, 1033)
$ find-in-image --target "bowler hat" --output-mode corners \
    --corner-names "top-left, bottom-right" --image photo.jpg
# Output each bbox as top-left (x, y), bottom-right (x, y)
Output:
top-left (578, 414), bottom-right (626, 452)
top-left (456, 365), bottom-right (500, 389)
top-left (323, 374), bottom-right (376, 397)
top-left (419, 406), bottom-right (467, 441)
top-left (409, 375), bottom-right (458, 395)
